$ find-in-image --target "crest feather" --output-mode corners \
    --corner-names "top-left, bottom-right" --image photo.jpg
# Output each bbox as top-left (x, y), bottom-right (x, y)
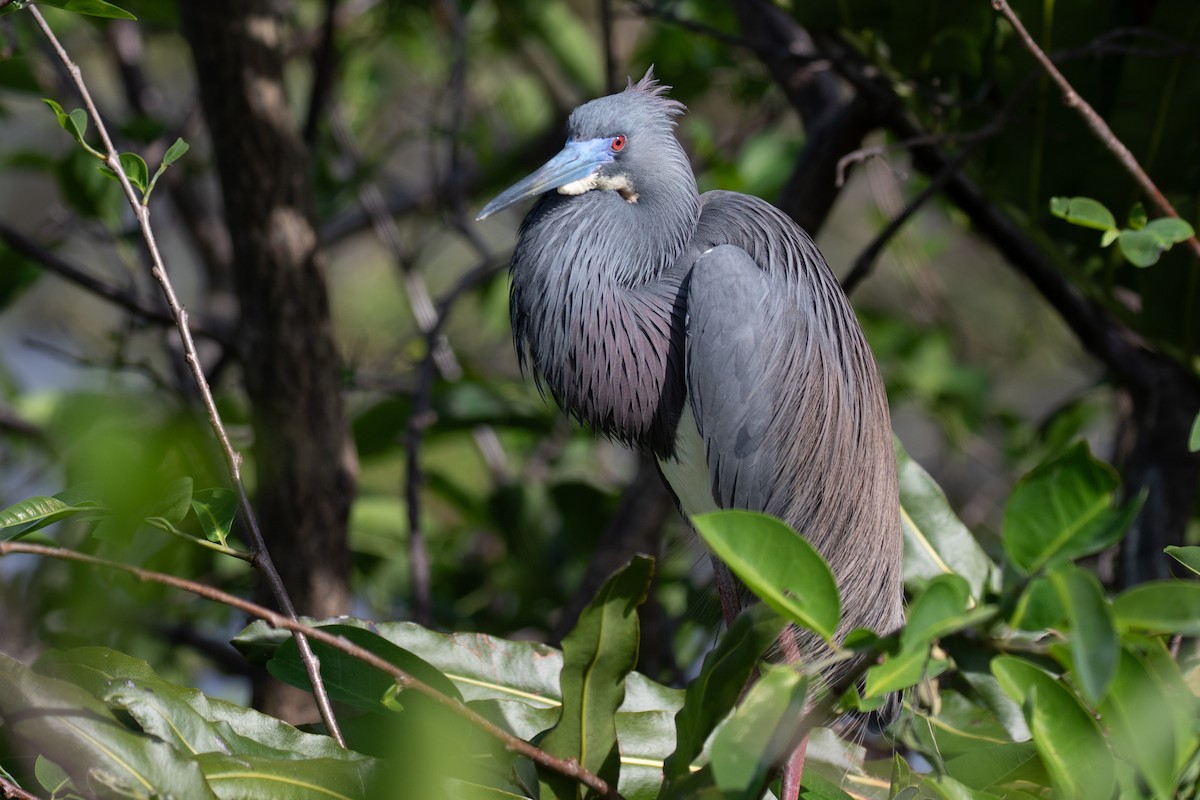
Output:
top-left (625, 66), bottom-right (686, 118)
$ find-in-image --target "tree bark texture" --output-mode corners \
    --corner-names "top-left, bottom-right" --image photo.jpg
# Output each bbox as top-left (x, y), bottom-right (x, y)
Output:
top-left (179, 1), bottom-right (357, 713)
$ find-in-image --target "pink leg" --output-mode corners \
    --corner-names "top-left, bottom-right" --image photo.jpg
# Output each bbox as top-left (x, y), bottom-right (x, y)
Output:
top-left (780, 735), bottom-right (808, 800)
top-left (711, 555), bottom-right (742, 627)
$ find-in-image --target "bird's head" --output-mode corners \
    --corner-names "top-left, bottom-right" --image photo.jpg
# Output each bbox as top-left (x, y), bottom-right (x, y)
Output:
top-left (477, 68), bottom-right (689, 221)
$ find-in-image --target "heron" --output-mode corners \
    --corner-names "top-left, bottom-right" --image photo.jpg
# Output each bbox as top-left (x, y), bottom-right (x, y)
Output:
top-left (477, 69), bottom-right (903, 797)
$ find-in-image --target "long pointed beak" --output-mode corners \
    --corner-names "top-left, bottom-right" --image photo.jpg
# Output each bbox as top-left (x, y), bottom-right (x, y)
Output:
top-left (476, 138), bottom-right (613, 221)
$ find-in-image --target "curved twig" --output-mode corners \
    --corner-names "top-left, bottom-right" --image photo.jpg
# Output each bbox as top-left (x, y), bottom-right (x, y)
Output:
top-left (0, 540), bottom-right (623, 800)
top-left (25, 5), bottom-right (345, 747)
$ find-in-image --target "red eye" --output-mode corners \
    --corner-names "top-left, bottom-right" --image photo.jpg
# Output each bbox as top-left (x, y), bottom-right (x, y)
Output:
top-left (611, 135), bottom-right (626, 152)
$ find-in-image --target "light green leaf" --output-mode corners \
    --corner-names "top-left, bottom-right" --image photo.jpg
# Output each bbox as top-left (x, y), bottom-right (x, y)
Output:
top-left (0, 651), bottom-right (217, 798)
top-left (1118, 229), bottom-right (1164, 267)
top-left (196, 753), bottom-right (375, 799)
top-left (694, 510), bottom-right (840, 642)
top-left (896, 441), bottom-right (993, 600)
top-left (1048, 566), bottom-right (1117, 706)
top-left (1188, 410), bottom-right (1200, 453)
top-left (1143, 217), bottom-right (1195, 246)
top-left (34, 756), bottom-right (73, 796)
top-left (992, 656), bottom-right (1114, 800)
top-left (0, 488), bottom-right (103, 540)
top-left (35, 0), bottom-right (136, 19)
top-left (662, 603), bottom-right (786, 788)
top-left (1099, 648), bottom-right (1184, 800)
top-left (42, 98), bottom-right (88, 145)
top-left (1048, 196), bottom-right (1116, 231)
top-left (1100, 228), bottom-right (1119, 248)
top-left (538, 556), bottom-right (653, 797)
top-left (1009, 575), bottom-right (1064, 632)
top-left (1002, 443), bottom-right (1135, 574)
top-left (1112, 580), bottom-right (1200, 635)
top-left (710, 665), bottom-right (808, 797)
top-left (1165, 545), bottom-right (1200, 577)
top-left (163, 137), bottom-right (190, 166)
top-left (901, 574), bottom-right (972, 650)
top-left (191, 488), bottom-right (238, 546)
top-left (152, 476), bottom-right (193, 524)
top-left (943, 741), bottom-right (1042, 791)
top-left (1127, 202), bottom-right (1147, 230)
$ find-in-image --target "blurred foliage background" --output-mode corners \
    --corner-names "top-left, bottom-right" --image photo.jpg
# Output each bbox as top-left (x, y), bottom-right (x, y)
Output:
top-left (0, 0), bottom-right (1196, 728)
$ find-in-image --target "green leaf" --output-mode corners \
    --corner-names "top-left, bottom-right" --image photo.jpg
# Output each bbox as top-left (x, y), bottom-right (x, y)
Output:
top-left (268, 624), bottom-right (463, 713)
top-left (1100, 228), bottom-right (1119, 248)
top-left (36, 646), bottom-right (359, 762)
top-left (152, 476), bottom-right (193, 523)
top-left (864, 646), bottom-right (949, 699)
top-left (43, 98), bottom-right (88, 146)
top-left (1099, 648), bottom-right (1185, 800)
top-left (1143, 216), bottom-right (1195, 246)
top-left (1002, 442), bottom-right (1134, 574)
top-left (162, 137), bottom-right (190, 166)
top-left (1048, 196), bottom-right (1116, 231)
top-left (538, 556), bottom-right (653, 797)
top-left (196, 752), bottom-right (376, 798)
top-left (1189, 410), bottom-right (1200, 453)
top-left (992, 656), bottom-right (1114, 800)
top-left (34, 756), bottom-right (73, 796)
top-left (693, 510), bottom-right (840, 641)
top-left (662, 603), bottom-right (787, 788)
top-left (118, 151), bottom-right (148, 193)
top-left (1165, 545), bottom-right (1200, 577)
top-left (1048, 566), bottom-right (1117, 706)
top-left (710, 665), bottom-right (808, 797)
top-left (1118, 229), bottom-right (1164, 267)
top-left (0, 489), bottom-right (103, 540)
top-left (35, 0), bottom-right (136, 19)
top-left (896, 440), bottom-right (993, 601)
top-left (943, 742), bottom-right (1039, 791)
top-left (1009, 575), bottom-right (1064, 632)
top-left (1127, 202), bottom-right (1147, 230)
top-left (0, 651), bottom-right (217, 798)
top-left (1112, 580), bottom-right (1200, 635)
top-left (900, 574), bottom-right (972, 650)
top-left (191, 488), bottom-right (238, 545)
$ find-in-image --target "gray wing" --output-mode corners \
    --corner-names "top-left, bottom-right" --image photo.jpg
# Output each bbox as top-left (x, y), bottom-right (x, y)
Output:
top-left (684, 193), bottom-right (903, 647)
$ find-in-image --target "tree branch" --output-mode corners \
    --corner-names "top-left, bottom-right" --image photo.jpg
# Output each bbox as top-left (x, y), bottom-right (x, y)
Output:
top-left (0, 540), bottom-right (623, 800)
top-left (992, 0), bottom-right (1200, 258)
top-left (26, 5), bottom-right (345, 747)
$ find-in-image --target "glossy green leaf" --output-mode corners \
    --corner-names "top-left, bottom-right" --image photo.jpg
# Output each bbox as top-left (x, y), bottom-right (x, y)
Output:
top-left (35, 0), bottom-right (136, 19)
top-left (797, 770), bottom-right (855, 800)
top-left (36, 646), bottom-right (361, 762)
top-left (1189, 411), bottom-right (1200, 453)
top-left (1112, 580), bottom-right (1200, 635)
top-left (694, 510), bottom-right (840, 641)
top-left (0, 490), bottom-right (102, 540)
top-left (43, 98), bottom-right (87, 145)
top-left (1049, 196), bottom-right (1116, 231)
top-left (192, 488), bottom-right (238, 545)
top-left (33, 756), bottom-right (72, 796)
top-left (1099, 648), bottom-right (1183, 800)
top-left (901, 574), bottom-right (972, 650)
top-left (118, 151), bottom-right (148, 192)
top-left (864, 645), bottom-right (949, 699)
top-left (269, 624), bottom-right (463, 713)
top-left (538, 556), bottom-right (653, 796)
top-left (895, 440), bottom-right (992, 600)
top-left (1049, 566), bottom-right (1117, 706)
top-left (0, 652), bottom-right (217, 798)
top-left (1118, 229), bottom-right (1164, 267)
top-left (152, 475), bottom-right (193, 523)
top-left (1002, 443), bottom-right (1135, 574)
top-left (991, 656), bottom-right (1114, 800)
top-left (710, 665), bottom-right (808, 797)
top-left (662, 603), bottom-right (786, 788)
top-left (1127, 202), bottom-right (1147, 230)
top-left (1143, 216), bottom-right (1195, 246)
top-left (1165, 545), bottom-right (1200, 576)
top-left (196, 752), bottom-right (375, 799)
top-left (1009, 576), bottom-right (1064, 632)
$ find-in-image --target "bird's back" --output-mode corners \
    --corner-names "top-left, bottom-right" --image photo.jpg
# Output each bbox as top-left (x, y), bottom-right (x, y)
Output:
top-left (672, 189), bottom-right (904, 663)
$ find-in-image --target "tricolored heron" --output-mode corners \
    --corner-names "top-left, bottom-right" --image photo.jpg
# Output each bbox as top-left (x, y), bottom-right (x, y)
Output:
top-left (478, 70), bottom-right (903, 797)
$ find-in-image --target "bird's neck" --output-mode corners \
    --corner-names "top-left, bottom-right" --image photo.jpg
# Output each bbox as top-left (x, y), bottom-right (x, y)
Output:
top-left (510, 189), bottom-right (698, 452)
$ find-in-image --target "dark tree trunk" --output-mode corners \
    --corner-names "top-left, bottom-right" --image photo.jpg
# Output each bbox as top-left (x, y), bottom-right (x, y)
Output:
top-left (180, 1), bottom-right (357, 720)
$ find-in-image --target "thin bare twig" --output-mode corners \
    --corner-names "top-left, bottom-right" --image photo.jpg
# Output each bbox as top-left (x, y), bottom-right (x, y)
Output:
top-left (0, 774), bottom-right (40, 800)
top-left (26, 5), bottom-right (345, 747)
top-left (992, 0), bottom-right (1200, 259)
top-left (0, 540), bottom-right (623, 800)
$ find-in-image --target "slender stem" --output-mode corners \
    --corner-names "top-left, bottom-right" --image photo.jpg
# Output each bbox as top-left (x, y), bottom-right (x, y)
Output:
top-left (0, 540), bottom-right (623, 800)
top-left (146, 518), bottom-right (254, 562)
top-left (26, 5), bottom-right (345, 747)
top-left (0, 774), bottom-right (40, 800)
top-left (992, 0), bottom-right (1200, 259)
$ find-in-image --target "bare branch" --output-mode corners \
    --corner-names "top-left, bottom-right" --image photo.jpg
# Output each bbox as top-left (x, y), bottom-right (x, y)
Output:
top-left (0, 774), bottom-right (40, 800)
top-left (0, 539), bottom-right (625, 800)
top-left (26, 5), bottom-right (345, 747)
top-left (992, 0), bottom-right (1200, 258)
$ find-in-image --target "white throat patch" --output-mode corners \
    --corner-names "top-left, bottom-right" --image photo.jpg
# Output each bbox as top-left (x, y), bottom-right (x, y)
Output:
top-left (558, 173), bottom-right (639, 204)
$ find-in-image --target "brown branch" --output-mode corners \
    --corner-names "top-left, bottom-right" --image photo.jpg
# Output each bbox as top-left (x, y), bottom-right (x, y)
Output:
top-left (0, 774), bottom-right (40, 800)
top-left (302, 0), bottom-right (340, 145)
top-left (26, 5), bottom-right (345, 747)
top-left (0, 540), bottom-right (623, 800)
top-left (992, 0), bottom-right (1200, 259)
